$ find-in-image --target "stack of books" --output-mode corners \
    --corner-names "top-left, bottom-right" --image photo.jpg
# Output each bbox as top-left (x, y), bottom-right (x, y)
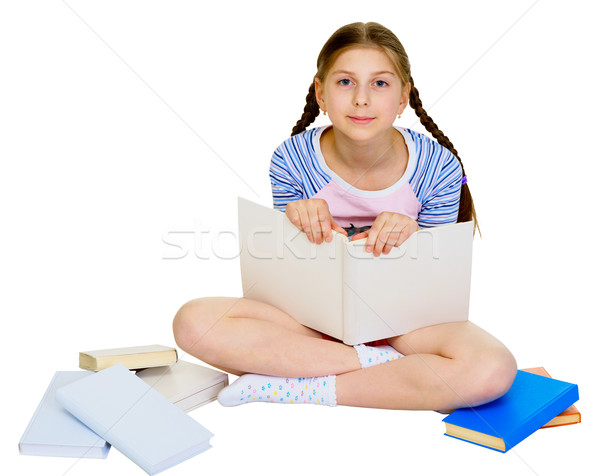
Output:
top-left (442, 367), bottom-right (580, 452)
top-left (19, 344), bottom-right (228, 474)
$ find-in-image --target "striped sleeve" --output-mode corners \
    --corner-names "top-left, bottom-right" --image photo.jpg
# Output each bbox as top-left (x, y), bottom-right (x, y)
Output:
top-left (269, 144), bottom-right (303, 212)
top-left (416, 147), bottom-right (463, 228)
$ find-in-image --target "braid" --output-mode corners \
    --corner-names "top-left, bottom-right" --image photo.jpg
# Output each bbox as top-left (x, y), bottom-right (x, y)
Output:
top-left (408, 77), bottom-right (459, 158)
top-left (409, 76), bottom-right (479, 234)
top-left (291, 82), bottom-right (321, 136)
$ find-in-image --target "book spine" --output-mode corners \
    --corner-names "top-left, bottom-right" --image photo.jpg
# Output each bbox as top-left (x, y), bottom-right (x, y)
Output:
top-left (342, 243), bottom-right (360, 346)
top-left (55, 390), bottom-right (110, 439)
top-left (19, 372), bottom-right (59, 451)
top-left (505, 384), bottom-right (579, 451)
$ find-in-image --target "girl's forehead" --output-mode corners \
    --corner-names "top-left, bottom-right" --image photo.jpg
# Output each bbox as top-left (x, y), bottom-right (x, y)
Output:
top-left (328, 47), bottom-right (397, 75)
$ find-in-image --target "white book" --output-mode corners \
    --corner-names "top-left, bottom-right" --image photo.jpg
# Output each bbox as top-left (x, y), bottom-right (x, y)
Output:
top-left (19, 371), bottom-right (110, 458)
top-left (238, 197), bottom-right (473, 345)
top-left (136, 360), bottom-right (228, 412)
top-left (56, 364), bottom-right (214, 475)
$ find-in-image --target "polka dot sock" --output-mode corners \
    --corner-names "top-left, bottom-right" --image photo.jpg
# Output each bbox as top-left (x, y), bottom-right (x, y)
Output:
top-left (354, 344), bottom-right (403, 368)
top-left (217, 374), bottom-right (337, 407)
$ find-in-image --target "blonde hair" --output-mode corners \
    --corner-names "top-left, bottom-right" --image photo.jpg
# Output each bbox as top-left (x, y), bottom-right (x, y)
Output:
top-left (291, 22), bottom-right (478, 231)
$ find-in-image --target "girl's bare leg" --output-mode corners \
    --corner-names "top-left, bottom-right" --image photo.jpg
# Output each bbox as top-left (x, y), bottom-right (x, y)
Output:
top-left (336, 321), bottom-right (517, 411)
top-left (173, 296), bottom-right (362, 377)
top-left (173, 297), bottom-right (516, 410)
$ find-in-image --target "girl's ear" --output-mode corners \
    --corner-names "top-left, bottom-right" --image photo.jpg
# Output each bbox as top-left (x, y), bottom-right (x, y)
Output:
top-left (314, 77), bottom-right (325, 109)
top-left (397, 82), bottom-right (411, 116)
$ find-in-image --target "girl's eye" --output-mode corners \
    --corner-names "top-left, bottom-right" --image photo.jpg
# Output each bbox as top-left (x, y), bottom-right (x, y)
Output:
top-left (337, 79), bottom-right (388, 87)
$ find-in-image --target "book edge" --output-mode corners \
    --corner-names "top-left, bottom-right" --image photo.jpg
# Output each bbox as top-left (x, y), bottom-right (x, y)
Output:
top-left (80, 345), bottom-right (176, 358)
top-left (518, 367), bottom-right (581, 428)
top-left (168, 376), bottom-right (228, 403)
top-left (444, 422), bottom-right (506, 452)
top-left (19, 371), bottom-right (60, 453)
top-left (172, 381), bottom-right (227, 410)
top-left (443, 432), bottom-right (506, 453)
top-left (502, 380), bottom-right (579, 450)
top-left (81, 350), bottom-right (178, 371)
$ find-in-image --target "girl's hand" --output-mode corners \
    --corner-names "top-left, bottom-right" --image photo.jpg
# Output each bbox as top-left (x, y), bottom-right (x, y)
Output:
top-left (285, 199), bottom-right (347, 244)
top-left (351, 212), bottom-right (418, 256)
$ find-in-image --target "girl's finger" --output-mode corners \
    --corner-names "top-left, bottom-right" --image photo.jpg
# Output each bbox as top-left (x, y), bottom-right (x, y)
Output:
top-left (382, 242), bottom-right (394, 255)
top-left (373, 229), bottom-right (389, 257)
top-left (378, 224), bottom-right (398, 255)
top-left (285, 204), bottom-right (301, 229)
top-left (393, 223), bottom-right (412, 247)
top-left (313, 202), bottom-right (331, 245)
top-left (307, 207), bottom-right (323, 244)
top-left (366, 213), bottom-right (391, 254)
top-left (372, 220), bottom-right (393, 256)
top-left (365, 226), bottom-right (381, 254)
top-left (350, 231), bottom-right (367, 241)
top-left (315, 207), bottom-right (330, 244)
top-left (387, 223), bottom-right (403, 248)
top-left (330, 217), bottom-right (348, 237)
top-left (297, 207), bottom-right (314, 243)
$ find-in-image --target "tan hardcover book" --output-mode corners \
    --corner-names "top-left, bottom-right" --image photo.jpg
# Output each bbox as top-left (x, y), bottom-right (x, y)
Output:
top-left (79, 344), bottom-right (178, 371)
top-left (136, 360), bottom-right (228, 412)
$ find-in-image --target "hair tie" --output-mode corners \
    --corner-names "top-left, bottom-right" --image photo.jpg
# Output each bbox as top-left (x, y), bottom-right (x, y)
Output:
top-left (461, 175), bottom-right (468, 185)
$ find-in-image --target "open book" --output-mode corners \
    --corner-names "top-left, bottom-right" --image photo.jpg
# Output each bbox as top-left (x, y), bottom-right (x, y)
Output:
top-left (238, 197), bottom-right (473, 345)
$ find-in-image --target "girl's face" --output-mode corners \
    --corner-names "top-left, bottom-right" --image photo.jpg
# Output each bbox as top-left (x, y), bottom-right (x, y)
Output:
top-left (315, 47), bottom-right (409, 142)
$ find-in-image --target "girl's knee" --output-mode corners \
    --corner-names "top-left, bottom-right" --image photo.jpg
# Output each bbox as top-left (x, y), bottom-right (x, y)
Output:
top-left (172, 298), bottom-right (216, 355)
top-left (172, 300), bottom-right (195, 352)
top-left (464, 347), bottom-right (517, 407)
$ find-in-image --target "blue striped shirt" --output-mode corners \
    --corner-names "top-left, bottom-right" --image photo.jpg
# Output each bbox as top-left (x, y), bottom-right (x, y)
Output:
top-left (269, 126), bottom-right (462, 228)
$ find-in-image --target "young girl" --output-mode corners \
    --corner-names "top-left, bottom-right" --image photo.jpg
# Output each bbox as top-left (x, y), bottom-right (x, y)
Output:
top-left (173, 22), bottom-right (517, 411)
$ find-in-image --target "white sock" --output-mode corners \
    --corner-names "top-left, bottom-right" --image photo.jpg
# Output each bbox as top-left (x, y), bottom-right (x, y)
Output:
top-left (218, 374), bottom-right (337, 407)
top-left (354, 344), bottom-right (403, 368)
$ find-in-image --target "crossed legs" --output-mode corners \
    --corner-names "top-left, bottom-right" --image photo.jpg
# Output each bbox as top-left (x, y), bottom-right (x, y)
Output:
top-left (172, 297), bottom-right (517, 411)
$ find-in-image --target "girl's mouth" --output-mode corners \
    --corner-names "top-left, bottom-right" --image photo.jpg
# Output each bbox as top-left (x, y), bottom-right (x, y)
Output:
top-left (349, 116), bottom-right (374, 125)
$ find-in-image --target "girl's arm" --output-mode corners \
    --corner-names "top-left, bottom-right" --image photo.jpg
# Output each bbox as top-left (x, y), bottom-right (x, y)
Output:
top-left (417, 152), bottom-right (463, 228)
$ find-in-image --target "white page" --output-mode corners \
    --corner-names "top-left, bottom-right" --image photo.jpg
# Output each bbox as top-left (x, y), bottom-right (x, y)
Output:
top-left (238, 197), bottom-right (345, 339)
top-left (342, 222), bottom-right (473, 344)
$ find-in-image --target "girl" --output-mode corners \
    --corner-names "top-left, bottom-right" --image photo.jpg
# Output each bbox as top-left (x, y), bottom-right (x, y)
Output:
top-left (173, 22), bottom-right (517, 411)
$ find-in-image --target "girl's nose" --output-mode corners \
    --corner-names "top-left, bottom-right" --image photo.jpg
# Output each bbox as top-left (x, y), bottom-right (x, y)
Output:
top-left (353, 84), bottom-right (370, 106)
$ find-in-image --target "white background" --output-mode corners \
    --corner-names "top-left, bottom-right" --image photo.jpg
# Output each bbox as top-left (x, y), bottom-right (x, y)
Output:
top-left (2, 1), bottom-right (598, 475)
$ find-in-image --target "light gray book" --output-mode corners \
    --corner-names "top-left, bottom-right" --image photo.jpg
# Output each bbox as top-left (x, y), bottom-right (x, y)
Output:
top-left (56, 364), bottom-right (213, 475)
top-left (238, 197), bottom-right (473, 345)
top-left (136, 360), bottom-right (228, 412)
top-left (19, 371), bottom-right (110, 458)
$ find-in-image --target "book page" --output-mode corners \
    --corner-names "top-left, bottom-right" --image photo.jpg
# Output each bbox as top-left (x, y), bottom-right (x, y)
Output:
top-left (342, 222), bottom-right (473, 345)
top-left (81, 345), bottom-right (174, 358)
top-left (238, 197), bottom-right (345, 339)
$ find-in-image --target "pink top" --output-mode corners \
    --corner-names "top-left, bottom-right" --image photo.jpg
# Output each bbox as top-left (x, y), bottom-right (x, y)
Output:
top-left (312, 179), bottom-right (421, 228)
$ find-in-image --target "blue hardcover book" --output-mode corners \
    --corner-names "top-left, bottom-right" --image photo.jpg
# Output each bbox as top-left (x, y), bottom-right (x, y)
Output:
top-left (19, 371), bottom-right (110, 458)
top-left (56, 364), bottom-right (214, 475)
top-left (442, 370), bottom-right (579, 452)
